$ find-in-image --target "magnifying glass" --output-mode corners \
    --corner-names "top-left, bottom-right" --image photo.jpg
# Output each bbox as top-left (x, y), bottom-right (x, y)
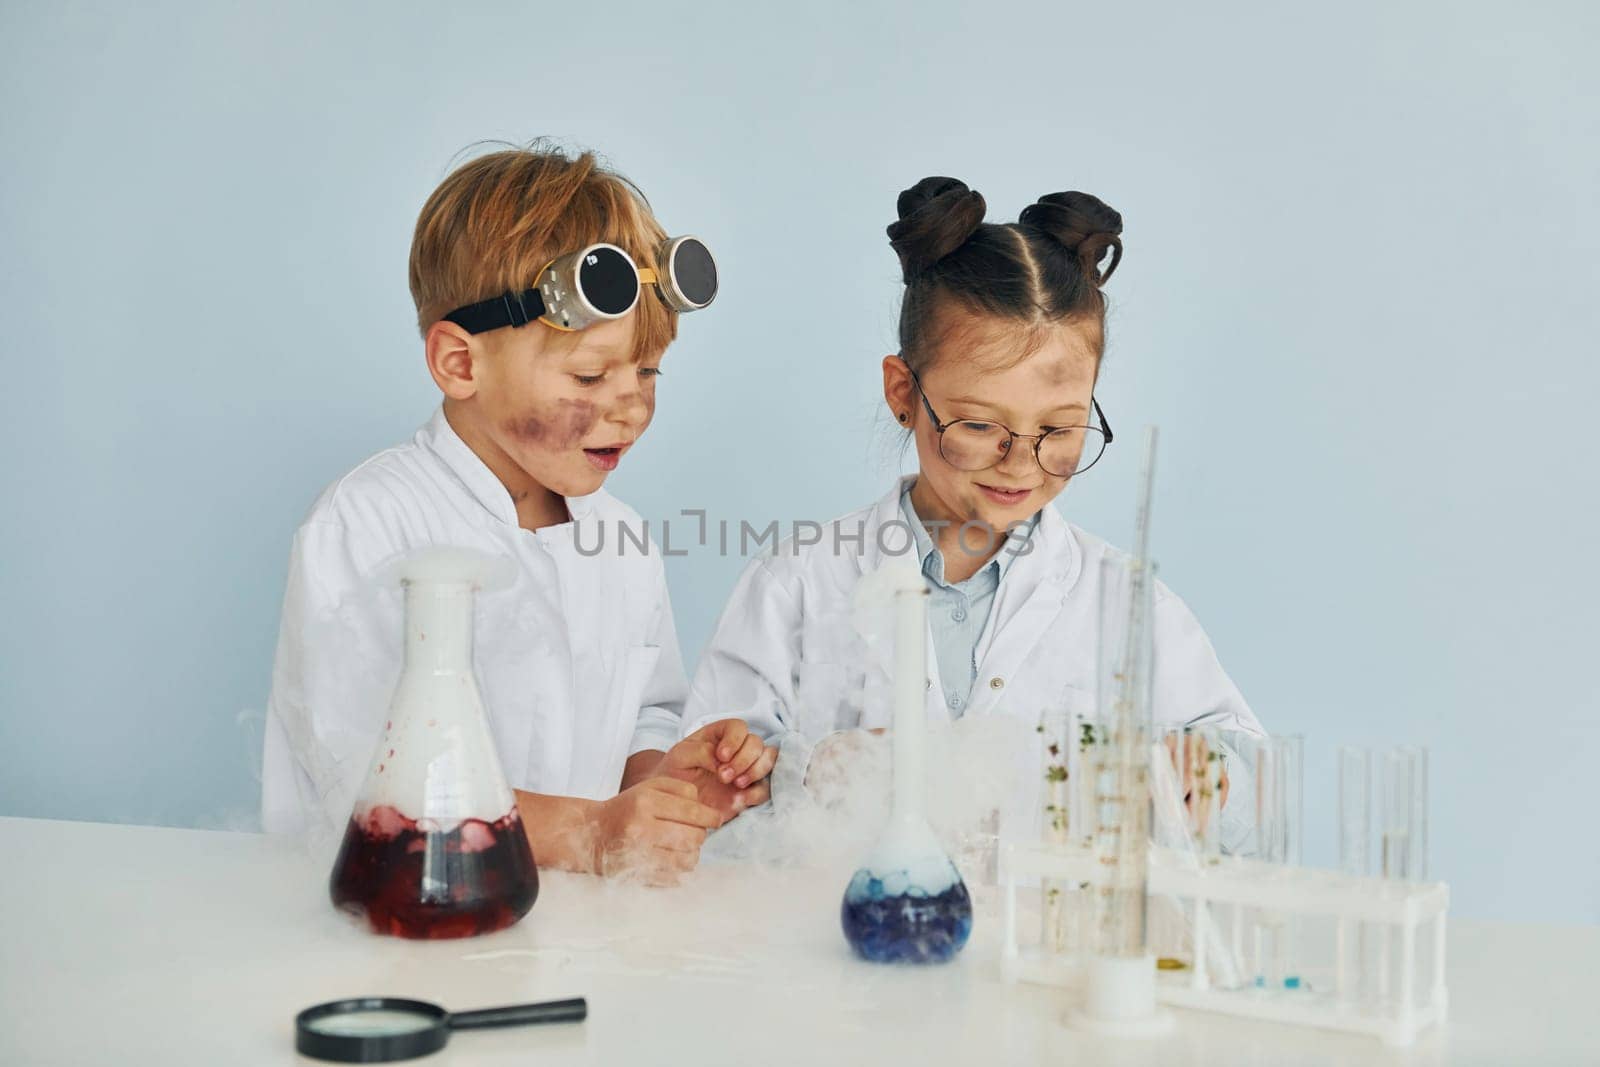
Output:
top-left (295, 996), bottom-right (587, 1062)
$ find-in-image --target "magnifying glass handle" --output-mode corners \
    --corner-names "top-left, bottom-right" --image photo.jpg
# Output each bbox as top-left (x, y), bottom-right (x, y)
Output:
top-left (448, 998), bottom-right (588, 1030)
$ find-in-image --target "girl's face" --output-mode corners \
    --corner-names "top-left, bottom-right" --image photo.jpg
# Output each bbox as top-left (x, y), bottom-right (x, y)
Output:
top-left (883, 306), bottom-right (1100, 542)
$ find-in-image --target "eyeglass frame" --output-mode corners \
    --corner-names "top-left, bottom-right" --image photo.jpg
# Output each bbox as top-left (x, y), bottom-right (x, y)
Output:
top-left (903, 361), bottom-right (1114, 477)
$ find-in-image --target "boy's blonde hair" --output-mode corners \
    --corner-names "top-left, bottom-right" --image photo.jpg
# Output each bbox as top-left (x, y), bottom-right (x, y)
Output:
top-left (408, 143), bottom-right (678, 360)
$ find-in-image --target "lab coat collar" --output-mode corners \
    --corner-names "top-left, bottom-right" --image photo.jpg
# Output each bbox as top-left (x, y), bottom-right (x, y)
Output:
top-left (419, 406), bottom-right (599, 526)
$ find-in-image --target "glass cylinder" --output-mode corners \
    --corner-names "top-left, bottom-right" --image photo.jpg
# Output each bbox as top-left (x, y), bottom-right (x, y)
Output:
top-left (1089, 554), bottom-right (1156, 961)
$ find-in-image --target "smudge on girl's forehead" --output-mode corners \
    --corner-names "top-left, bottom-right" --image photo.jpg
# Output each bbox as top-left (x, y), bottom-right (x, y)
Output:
top-left (1025, 342), bottom-right (1099, 393)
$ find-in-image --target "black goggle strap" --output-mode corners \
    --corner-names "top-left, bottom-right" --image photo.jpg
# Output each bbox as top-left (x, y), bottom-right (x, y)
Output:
top-left (442, 287), bottom-right (550, 335)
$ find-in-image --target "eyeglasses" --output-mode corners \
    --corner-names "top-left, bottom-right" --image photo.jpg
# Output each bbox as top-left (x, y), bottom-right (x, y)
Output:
top-left (906, 364), bottom-right (1113, 478)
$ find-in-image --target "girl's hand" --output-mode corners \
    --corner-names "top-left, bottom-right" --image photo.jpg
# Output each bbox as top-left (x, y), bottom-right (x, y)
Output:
top-left (803, 728), bottom-right (888, 809)
top-left (656, 719), bottom-right (777, 822)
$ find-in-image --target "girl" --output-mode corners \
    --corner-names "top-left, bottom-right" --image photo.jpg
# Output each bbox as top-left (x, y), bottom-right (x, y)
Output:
top-left (683, 176), bottom-right (1262, 849)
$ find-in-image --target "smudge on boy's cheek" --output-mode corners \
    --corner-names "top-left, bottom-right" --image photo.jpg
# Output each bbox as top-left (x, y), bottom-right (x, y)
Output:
top-left (505, 399), bottom-right (599, 450)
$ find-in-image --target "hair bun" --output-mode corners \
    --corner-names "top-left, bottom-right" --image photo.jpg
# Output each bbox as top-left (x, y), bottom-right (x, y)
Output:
top-left (886, 176), bottom-right (987, 284)
top-left (1019, 191), bottom-right (1124, 286)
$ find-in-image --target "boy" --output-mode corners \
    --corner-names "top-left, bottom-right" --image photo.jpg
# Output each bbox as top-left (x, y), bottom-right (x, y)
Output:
top-left (261, 145), bottom-right (775, 884)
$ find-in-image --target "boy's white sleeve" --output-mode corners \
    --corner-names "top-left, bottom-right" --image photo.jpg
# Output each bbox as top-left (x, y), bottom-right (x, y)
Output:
top-left (1151, 585), bottom-right (1265, 854)
top-left (261, 520), bottom-right (401, 835)
top-left (627, 560), bottom-right (690, 756)
top-left (681, 558), bottom-right (802, 744)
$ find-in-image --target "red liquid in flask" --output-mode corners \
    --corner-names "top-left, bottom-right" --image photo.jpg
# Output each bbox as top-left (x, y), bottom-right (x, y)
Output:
top-left (329, 805), bottom-right (539, 939)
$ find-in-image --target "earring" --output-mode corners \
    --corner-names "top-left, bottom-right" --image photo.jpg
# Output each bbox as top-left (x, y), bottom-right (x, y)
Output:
top-left (897, 413), bottom-right (908, 424)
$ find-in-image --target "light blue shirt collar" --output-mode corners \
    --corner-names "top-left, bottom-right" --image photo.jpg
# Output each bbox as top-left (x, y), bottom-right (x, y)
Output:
top-left (900, 483), bottom-right (1039, 588)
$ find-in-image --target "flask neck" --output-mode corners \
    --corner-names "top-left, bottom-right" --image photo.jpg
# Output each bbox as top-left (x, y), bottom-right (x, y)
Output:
top-left (891, 587), bottom-right (926, 822)
top-left (402, 581), bottom-right (475, 673)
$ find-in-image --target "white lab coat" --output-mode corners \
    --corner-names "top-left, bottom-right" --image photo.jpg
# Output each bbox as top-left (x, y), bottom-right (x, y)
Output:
top-left (261, 407), bottom-right (686, 834)
top-left (683, 476), bottom-right (1264, 847)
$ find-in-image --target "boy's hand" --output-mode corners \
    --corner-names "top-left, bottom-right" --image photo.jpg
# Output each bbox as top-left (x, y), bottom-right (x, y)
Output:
top-left (592, 778), bottom-right (721, 886)
top-left (656, 718), bottom-right (778, 823)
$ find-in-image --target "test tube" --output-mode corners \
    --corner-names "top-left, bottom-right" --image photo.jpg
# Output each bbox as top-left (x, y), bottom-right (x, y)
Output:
top-left (1191, 728), bottom-right (1224, 864)
top-left (1154, 726), bottom-right (1185, 849)
top-left (1381, 748), bottom-right (1427, 882)
top-left (1253, 734), bottom-right (1304, 990)
top-left (1378, 746), bottom-right (1429, 1004)
top-left (1040, 708), bottom-right (1073, 846)
top-left (1073, 716), bottom-right (1102, 850)
top-left (1337, 746), bottom-right (1372, 1002)
top-left (1338, 746), bottom-right (1372, 877)
top-left (1405, 746), bottom-right (1429, 881)
top-left (1038, 707), bottom-right (1073, 956)
top-left (1156, 726), bottom-right (1223, 859)
top-left (1072, 715), bottom-right (1102, 954)
top-left (1155, 725), bottom-right (1224, 980)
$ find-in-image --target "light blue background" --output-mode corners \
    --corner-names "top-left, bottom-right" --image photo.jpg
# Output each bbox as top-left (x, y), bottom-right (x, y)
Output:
top-left (2, 1), bottom-right (1595, 923)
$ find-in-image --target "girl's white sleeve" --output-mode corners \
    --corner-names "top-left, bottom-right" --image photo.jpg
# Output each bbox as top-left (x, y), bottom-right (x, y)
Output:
top-left (1151, 585), bottom-right (1261, 737)
top-left (682, 557), bottom-right (802, 743)
top-left (683, 556), bottom-right (833, 820)
top-left (1152, 584), bottom-right (1265, 854)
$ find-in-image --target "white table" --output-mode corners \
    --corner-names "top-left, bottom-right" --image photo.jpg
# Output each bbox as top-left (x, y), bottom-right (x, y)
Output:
top-left (1, 816), bottom-right (1594, 1066)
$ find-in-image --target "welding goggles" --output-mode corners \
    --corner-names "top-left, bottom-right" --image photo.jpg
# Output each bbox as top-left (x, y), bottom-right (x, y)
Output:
top-left (443, 236), bottom-right (718, 334)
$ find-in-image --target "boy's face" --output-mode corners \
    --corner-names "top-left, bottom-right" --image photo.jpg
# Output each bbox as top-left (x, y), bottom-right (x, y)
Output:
top-left (469, 311), bottom-right (662, 499)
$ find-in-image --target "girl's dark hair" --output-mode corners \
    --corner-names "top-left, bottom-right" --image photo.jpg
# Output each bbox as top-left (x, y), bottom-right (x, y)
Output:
top-left (887, 176), bottom-right (1123, 373)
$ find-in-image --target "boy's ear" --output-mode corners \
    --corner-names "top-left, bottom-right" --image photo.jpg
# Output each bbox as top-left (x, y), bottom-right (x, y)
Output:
top-left (425, 321), bottom-right (478, 400)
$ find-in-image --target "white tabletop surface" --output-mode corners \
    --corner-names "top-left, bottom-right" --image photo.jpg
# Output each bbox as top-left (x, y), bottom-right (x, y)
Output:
top-left (1, 815), bottom-right (1595, 1066)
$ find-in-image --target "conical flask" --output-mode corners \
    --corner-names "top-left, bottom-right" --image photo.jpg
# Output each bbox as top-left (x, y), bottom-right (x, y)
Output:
top-left (840, 559), bottom-right (973, 963)
top-left (329, 548), bottom-right (538, 939)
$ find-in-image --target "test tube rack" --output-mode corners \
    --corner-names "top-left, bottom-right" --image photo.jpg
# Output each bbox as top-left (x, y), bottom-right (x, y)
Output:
top-left (999, 839), bottom-right (1449, 1047)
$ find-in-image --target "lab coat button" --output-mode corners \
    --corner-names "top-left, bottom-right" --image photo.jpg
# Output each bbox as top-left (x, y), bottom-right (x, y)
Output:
top-left (989, 676), bottom-right (1004, 690)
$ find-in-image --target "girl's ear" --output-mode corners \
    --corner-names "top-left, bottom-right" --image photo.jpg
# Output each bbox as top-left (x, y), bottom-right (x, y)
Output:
top-left (425, 320), bottom-right (479, 400)
top-left (882, 354), bottom-right (915, 426)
